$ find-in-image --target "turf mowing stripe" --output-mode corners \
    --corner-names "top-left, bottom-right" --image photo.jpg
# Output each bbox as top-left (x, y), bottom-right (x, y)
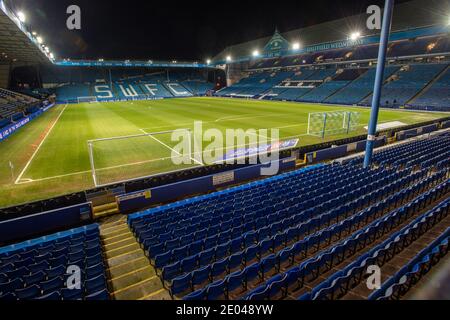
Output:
top-left (15, 104), bottom-right (69, 185)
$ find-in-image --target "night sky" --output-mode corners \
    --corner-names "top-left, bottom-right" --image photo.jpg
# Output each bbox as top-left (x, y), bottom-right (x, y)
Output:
top-left (6, 0), bottom-right (412, 61)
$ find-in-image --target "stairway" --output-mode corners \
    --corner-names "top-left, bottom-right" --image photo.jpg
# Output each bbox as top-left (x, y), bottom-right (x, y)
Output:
top-left (93, 202), bottom-right (120, 219)
top-left (87, 187), bottom-right (124, 219)
top-left (100, 216), bottom-right (171, 300)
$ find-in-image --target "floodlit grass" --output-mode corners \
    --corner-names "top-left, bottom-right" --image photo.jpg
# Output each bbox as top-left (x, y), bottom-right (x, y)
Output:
top-left (0, 97), bottom-right (447, 208)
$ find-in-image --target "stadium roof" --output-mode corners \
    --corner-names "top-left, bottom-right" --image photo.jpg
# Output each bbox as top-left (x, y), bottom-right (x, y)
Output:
top-left (213, 0), bottom-right (450, 63)
top-left (0, 0), bottom-right (54, 65)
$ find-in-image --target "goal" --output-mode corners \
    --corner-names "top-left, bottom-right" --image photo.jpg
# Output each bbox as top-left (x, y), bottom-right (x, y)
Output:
top-left (87, 129), bottom-right (201, 187)
top-left (77, 96), bottom-right (98, 104)
top-left (307, 111), bottom-right (360, 138)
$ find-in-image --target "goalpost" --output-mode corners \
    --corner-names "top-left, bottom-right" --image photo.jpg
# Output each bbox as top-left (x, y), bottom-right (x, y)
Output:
top-left (87, 129), bottom-right (201, 187)
top-left (77, 96), bottom-right (98, 104)
top-left (307, 111), bottom-right (361, 138)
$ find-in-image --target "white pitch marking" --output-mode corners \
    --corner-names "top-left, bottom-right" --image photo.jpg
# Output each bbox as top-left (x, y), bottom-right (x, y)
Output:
top-left (15, 104), bottom-right (69, 185)
top-left (140, 129), bottom-right (204, 166)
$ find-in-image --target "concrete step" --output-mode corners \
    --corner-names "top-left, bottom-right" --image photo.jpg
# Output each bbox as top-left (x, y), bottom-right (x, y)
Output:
top-left (103, 237), bottom-right (136, 251)
top-left (103, 232), bottom-right (134, 245)
top-left (105, 243), bottom-right (141, 259)
top-left (101, 225), bottom-right (129, 238)
top-left (139, 288), bottom-right (172, 300)
top-left (95, 208), bottom-right (120, 219)
top-left (94, 202), bottom-right (118, 214)
top-left (107, 257), bottom-right (150, 279)
top-left (109, 266), bottom-right (156, 291)
top-left (113, 277), bottom-right (164, 300)
top-left (107, 249), bottom-right (144, 269)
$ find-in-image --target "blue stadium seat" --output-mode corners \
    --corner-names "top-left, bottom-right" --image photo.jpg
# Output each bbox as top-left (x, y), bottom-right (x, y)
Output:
top-left (34, 291), bottom-right (62, 301)
top-left (206, 279), bottom-right (226, 300)
top-left (85, 274), bottom-right (107, 294)
top-left (61, 288), bottom-right (83, 300)
top-left (192, 265), bottom-right (211, 288)
top-left (183, 289), bottom-right (205, 301)
top-left (211, 258), bottom-right (228, 279)
top-left (85, 289), bottom-right (109, 301)
top-left (41, 276), bottom-right (64, 295)
top-left (15, 285), bottom-right (40, 300)
top-left (226, 269), bottom-right (246, 294)
top-left (170, 273), bottom-right (192, 298)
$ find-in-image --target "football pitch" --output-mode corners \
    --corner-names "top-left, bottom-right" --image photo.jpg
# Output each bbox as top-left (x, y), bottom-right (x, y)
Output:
top-left (0, 97), bottom-right (448, 208)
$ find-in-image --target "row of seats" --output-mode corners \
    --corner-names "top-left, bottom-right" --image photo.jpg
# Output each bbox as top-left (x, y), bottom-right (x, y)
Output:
top-left (349, 134), bottom-right (450, 168)
top-left (133, 166), bottom-right (373, 260)
top-left (42, 67), bottom-right (205, 85)
top-left (361, 64), bottom-right (447, 107)
top-left (184, 169), bottom-right (448, 300)
top-left (163, 167), bottom-right (422, 290)
top-left (54, 79), bottom-right (215, 103)
top-left (128, 130), bottom-right (449, 301)
top-left (302, 187), bottom-right (449, 300)
top-left (222, 60), bottom-right (448, 110)
top-left (128, 129), bottom-right (449, 300)
top-left (0, 88), bottom-right (40, 128)
top-left (411, 66), bottom-right (450, 109)
top-left (0, 224), bottom-right (109, 300)
top-left (369, 227), bottom-right (450, 300)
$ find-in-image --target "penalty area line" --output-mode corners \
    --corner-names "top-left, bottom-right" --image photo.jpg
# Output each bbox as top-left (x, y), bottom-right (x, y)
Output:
top-left (139, 129), bottom-right (204, 166)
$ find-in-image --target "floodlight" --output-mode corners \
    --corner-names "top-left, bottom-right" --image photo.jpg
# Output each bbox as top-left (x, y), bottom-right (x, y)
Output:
top-left (292, 42), bottom-right (301, 50)
top-left (206, 59), bottom-right (211, 65)
top-left (36, 36), bottom-right (43, 44)
top-left (49, 53), bottom-right (54, 59)
top-left (226, 55), bottom-right (232, 62)
top-left (17, 11), bottom-right (26, 23)
top-left (252, 50), bottom-right (259, 57)
top-left (350, 32), bottom-right (361, 41)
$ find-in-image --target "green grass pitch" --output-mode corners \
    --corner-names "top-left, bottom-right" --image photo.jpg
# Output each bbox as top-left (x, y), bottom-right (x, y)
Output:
top-left (0, 97), bottom-right (447, 208)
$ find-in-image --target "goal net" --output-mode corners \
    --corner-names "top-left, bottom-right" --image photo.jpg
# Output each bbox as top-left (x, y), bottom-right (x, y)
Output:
top-left (77, 96), bottom-right (98, 104)
top-left (307, 111), bottom-right (360, 138)
top-left (87, 129), bottom-right (202, 187)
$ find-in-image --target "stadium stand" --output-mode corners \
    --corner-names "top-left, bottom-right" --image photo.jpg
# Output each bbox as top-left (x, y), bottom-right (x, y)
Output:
top-left (325, 66), bottom-right (400, 105)
top-left (0, 224), bottom-right (109, 300)
top-left (219, 60), bottom-right (450, 109)
top-left (299, 80), bottom-right (350, 103)
top-left (45, 68), bottom-right (214, 103)
top-left (0, 88), bottom-right (41, 128)
top-left (123, 131), bottom-right (450, 300)
top-left (361, 64), bottom-right (448, 108)
top-left (410, 66), bottom-right (450, 111)
top-left (218, 71), bottom-right (294, 98)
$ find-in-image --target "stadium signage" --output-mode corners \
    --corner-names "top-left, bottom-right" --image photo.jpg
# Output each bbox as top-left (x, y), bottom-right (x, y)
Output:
top-left (0, 117), bottom-right (31, 142)
top-left (213, 172), bottom-right (235, 186)
top-left (119, 190), bottom-right (152, 202)
top-left (220, 139), bottom-right (299, 163)
top-left (170, 123), bottom-right (299, 176)
top-left (0, 105), bottom-right (54, 142)
top-left (304, 39), bottom-right (364, 53)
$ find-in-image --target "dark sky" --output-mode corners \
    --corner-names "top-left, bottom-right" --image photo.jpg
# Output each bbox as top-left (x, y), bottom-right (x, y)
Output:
top-left (5, 0), bottom-right (412, 61)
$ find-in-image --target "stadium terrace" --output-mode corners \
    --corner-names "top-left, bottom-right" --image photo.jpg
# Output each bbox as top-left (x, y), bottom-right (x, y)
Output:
top-left (0, 0), bottom-right (449, 305)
